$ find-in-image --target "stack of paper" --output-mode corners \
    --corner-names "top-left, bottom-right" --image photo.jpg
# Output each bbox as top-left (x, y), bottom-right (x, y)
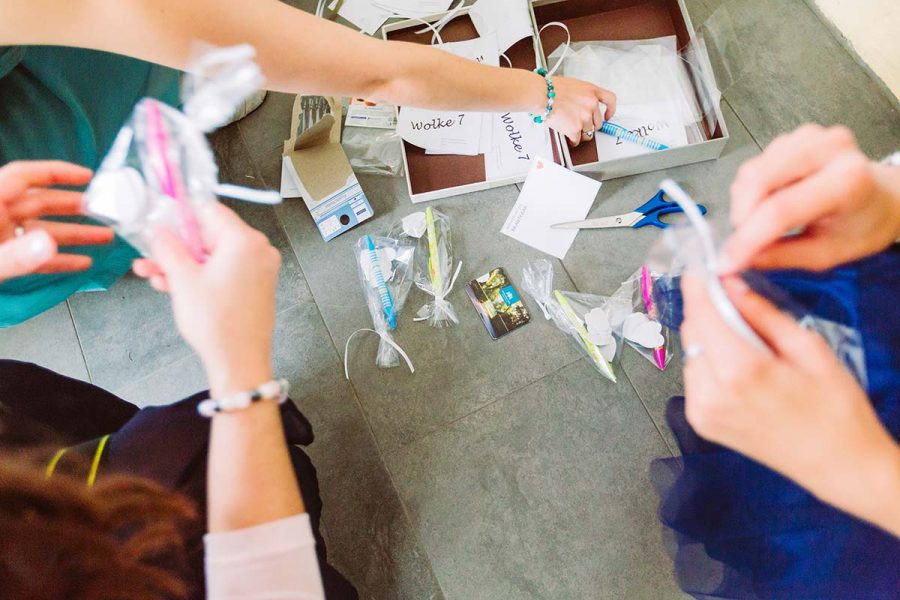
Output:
top-left (333, 0), bottom-right (455, 35)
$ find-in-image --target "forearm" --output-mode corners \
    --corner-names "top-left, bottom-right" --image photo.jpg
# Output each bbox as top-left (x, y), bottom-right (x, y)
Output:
top-left (2, 0), bottom-right (545, 112)
top-left (206, 363), bottom-right (305, 534)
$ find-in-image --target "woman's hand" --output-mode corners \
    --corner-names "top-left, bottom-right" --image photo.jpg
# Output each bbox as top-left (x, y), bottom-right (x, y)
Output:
top-left (680, 274), bottom-right (900, 536)
top-left (722, 124), bottom-right (900, 273)
top-left (0, 161), bottom-right (114, 282)
top-left (545, 76), bottom-right (617, 146)
top-left (132, 203), bottom-right (281, 397)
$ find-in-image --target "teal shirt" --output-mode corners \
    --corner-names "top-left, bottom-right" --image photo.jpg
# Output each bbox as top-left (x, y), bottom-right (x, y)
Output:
top-left (0, 46), bottom-right (181, 327)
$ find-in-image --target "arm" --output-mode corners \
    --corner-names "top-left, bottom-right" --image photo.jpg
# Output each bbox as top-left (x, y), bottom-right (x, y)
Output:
top-left (722, 124), bottom-right (900, 273)
top-left (1, 0), bottom-right (614, 142)
top-left (680, 275), bottom-right (900, 538)
top-left (138, 204), bottom-right (303, 532)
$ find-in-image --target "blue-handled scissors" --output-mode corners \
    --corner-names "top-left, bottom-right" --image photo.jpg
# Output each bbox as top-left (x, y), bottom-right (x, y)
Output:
top-left (551, 189), bottom-right (708, 230)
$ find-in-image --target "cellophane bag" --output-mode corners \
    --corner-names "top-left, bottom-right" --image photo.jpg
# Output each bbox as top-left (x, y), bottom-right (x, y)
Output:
top-left (647, 179), bottom-right (867, 386)
top-left (83, 44), bottom-right (265, 260)
top-left (610, 266), bottom-right (675, 371)
top-left (522, 260), bottom-right (630, 383)
top-left (351, 234), bottom-right (416, 370)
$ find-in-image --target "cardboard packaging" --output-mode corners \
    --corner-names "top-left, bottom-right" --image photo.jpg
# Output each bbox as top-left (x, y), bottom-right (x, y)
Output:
top-left (384, 0), bottom-right (728, 203)
top-left (281, 95), bottom-right (375, 240)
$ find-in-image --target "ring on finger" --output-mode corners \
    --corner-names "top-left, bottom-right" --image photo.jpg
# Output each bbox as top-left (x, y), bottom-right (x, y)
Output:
top-left (13, 225), bottom-right (26, 238)
top-left (683, 344), bottom-right (703, 361)
top-left (582, 129), bottom-right (595, 138)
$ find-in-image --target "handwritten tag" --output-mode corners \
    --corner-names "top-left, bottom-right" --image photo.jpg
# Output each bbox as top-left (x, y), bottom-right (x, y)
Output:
top-left (595, 101), bottom-right (688, 160)
top-left (484, 112), bottom-right (552, 180)
top-left (398, 106), bottom-right (482, 155)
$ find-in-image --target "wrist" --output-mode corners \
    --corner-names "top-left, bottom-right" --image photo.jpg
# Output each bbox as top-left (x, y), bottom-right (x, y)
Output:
top-left (519, 70), bottom-right (550, 114)
top-left (204, 357), bottom-right (273, 398)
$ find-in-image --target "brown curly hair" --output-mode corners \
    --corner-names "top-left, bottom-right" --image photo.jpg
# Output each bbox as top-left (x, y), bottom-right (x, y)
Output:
top-left (0, 451), bottom-right (197, 600)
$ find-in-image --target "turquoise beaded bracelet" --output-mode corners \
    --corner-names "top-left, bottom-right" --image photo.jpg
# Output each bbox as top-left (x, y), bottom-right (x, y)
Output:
top-left (529, 66), bottom-right (555, 124)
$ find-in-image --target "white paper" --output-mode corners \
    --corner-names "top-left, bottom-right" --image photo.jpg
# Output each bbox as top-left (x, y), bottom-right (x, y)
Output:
top-left (372, 0), bottom-right (453, 18)
top-left (595, 101), bottom-right (689, 161)
top-left (280, 156), bottom-right (303, 199)
top-left (501, 157), bottom-right (601, 259)
top-left (346, 98), bottom-right (397, 129)
top-left (398, 106), bottom-right (482, 155)
top-left (337, 0), bottom-right (392, 35)
top-left (437, 35), bottom-right (500, 67)
top-left (484, 112), bottom-right (553, 180)
top-left (469, 0), bottom-right (533, 52)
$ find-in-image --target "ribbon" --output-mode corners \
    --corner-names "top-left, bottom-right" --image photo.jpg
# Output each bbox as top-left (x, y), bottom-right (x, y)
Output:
top-left (344, 328), bottom-right (415, 380)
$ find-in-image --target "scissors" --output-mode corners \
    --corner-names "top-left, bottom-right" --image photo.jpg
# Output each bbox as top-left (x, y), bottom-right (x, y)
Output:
top-left (551, 189), bottom-right (708, 230)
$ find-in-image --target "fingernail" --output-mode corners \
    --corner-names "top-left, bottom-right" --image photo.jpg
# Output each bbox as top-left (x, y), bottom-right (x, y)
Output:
top-left (26, 231), bottom-right (54, 261)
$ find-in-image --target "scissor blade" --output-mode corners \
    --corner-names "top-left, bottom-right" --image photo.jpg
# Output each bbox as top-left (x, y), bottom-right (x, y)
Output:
top-left (551, 212), bottom-right (643, 229)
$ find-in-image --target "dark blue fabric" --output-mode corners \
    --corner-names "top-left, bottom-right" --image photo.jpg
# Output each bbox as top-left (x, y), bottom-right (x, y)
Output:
top-left (651, 247), bottom-right (900, 599)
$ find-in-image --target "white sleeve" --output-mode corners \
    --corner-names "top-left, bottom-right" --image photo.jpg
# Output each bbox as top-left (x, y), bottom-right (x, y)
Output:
top-left (204, 513), bottom-right (325, 600)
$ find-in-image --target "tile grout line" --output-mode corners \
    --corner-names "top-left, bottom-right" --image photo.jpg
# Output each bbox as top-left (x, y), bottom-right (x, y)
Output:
top-left (723, 96), bottom-right (763, 152)
top-left (65, 300), bottom-right (94, 384)
top-left (621, 365), bottom-right (677, 457)
top-left (238, 121), bottom-right (449, 599)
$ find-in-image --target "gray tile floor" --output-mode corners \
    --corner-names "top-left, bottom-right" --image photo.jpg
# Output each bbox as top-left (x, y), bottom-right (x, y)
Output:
top-left (2, 1), bottom-right (898, 598)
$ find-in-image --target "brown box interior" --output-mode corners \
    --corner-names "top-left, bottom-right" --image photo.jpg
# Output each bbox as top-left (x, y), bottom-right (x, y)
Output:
top-left (532, 0), bottom-right (724, 166)
top-left (387, 15), bottom-right (562, 196)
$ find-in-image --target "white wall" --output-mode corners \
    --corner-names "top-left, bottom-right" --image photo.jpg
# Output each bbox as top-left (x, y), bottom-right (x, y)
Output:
top-left (812, 0), bottom-right (900, 101)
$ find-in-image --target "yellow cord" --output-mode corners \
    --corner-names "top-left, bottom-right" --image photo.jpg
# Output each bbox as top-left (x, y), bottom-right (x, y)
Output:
top-left (86, 435), bottom-right (110, 488)
top-left (44, 447), bottom-right (68, 478)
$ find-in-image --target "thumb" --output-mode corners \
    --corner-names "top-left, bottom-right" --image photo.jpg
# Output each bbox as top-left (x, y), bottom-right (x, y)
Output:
top-left (149, 228), bottom-right (200, 287)
top-left (0, 230), bottom-right (58, 281)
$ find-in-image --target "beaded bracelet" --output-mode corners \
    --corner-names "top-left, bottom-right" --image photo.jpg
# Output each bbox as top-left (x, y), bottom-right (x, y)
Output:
top-left (197, 378), bottom-right (290, 417)
top-left (529, 67), bottom-right (555, 124)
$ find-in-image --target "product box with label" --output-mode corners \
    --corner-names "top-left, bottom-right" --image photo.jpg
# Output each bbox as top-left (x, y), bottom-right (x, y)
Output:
top-left (384, 0), bottom-right (728, 202)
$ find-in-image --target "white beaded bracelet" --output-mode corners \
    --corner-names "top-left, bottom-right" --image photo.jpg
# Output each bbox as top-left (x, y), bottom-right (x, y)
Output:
top-left (197, 379), bottom-right (290, 417)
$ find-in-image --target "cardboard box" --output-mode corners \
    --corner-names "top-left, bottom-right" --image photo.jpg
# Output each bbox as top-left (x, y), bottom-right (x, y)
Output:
top-left (384, 0), bottom-right (727, 202)
top-left (281, 95), bottom-right (375, 240)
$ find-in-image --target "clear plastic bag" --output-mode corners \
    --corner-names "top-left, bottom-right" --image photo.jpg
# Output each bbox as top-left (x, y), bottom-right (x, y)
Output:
top-left (610, 266), bottom-right (675, 371)
top-left (408, 208), bottom-right (462, 327)
top-left (347, 234), bottom-right (416, 373)
top-left (522, 260), bottom-right (630, 382)
top-left (342, 126), bottom-right (405, 177)
top-left (83, 44), bottom-right (276, 260)
top-left (647, 179), bottom-right (867, 386)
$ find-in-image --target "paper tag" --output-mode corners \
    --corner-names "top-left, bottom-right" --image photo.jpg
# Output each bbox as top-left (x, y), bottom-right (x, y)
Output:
top-left (595, 101), bottom-right (689, 160)
top-left (469, 0), bottom-right (533, 52)
top-left (372, 0), bottom-right (453, 18)
top-left (437, 35), bottom-right (501, 67)
top-left (500, 158), bottom-right (601, 259)
top-left (398, 107), bottom-right (482, 155)
top-left (484, 112), bottom-right (552, 180)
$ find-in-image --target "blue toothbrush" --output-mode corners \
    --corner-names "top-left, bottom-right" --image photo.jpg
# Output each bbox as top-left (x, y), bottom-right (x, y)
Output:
top-left (600, 121), bottom-right (669, 151)
top-left (365, 235), bottom-right (397, 329)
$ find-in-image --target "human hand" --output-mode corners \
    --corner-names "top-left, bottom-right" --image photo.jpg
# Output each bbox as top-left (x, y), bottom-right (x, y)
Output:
top-left (721, 124), bottom-right (900, 273)
top-left (545, 76), bottom-right (616, 146)
top-left (133, 203), bottom-right (281, 397)
top-left (0, 161), bottom-right (114, 282)
top-left (680, 274), bottom-right (900, 534)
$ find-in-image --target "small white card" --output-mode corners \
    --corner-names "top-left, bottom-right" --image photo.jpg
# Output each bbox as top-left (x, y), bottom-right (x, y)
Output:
top-left (469, 0), bottom-right (533, 52)
top-left (595, 101), bottom-right (689, 160)
top-left (484, 112), bottom-right (553, 180)
top-left (501, 157), bottom-right (601, 259)
top-left (398, 107), bottom-right (482, 155)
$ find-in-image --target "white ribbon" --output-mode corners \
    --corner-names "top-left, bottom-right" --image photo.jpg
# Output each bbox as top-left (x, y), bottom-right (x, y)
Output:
top-left (539, 21), bottom-right (571, 78)
top-left (411, 0), bottom-right (466, 45)
top-left (343, 328), bottom-right (415, 379)
top-left (414, 260), bottom-right (463, 322)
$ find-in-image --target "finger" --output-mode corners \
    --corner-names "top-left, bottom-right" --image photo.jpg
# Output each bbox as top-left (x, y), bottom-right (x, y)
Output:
top-left (33, 253), bottom-right (93, 274)
top-left (27, 221), bottom-right (114, 246)
top-left (0, 161), bottom-right (93, 202)
top-left (744, 232), bottom-right (842, 272)
top-left (723, 278), bottom-right (831, 364)
top-left (567, 126), bottom-right (582, 147)
top-left (132, 258), bottom-right (163, 279)
top-left (0, 230), bottom-right (58, 280)
top-left (149, 274), bottom-right (170, 293)
top-left (149, 227), bottom-right (201, 285)
top-left (722, 150), bottom-right (861, 273)
top-left (7, 189), bottom-right (85, 221)
top-left (729, 125), bottom-right (853, 227)
top-left (596, 89), bottom-right (617, 120)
